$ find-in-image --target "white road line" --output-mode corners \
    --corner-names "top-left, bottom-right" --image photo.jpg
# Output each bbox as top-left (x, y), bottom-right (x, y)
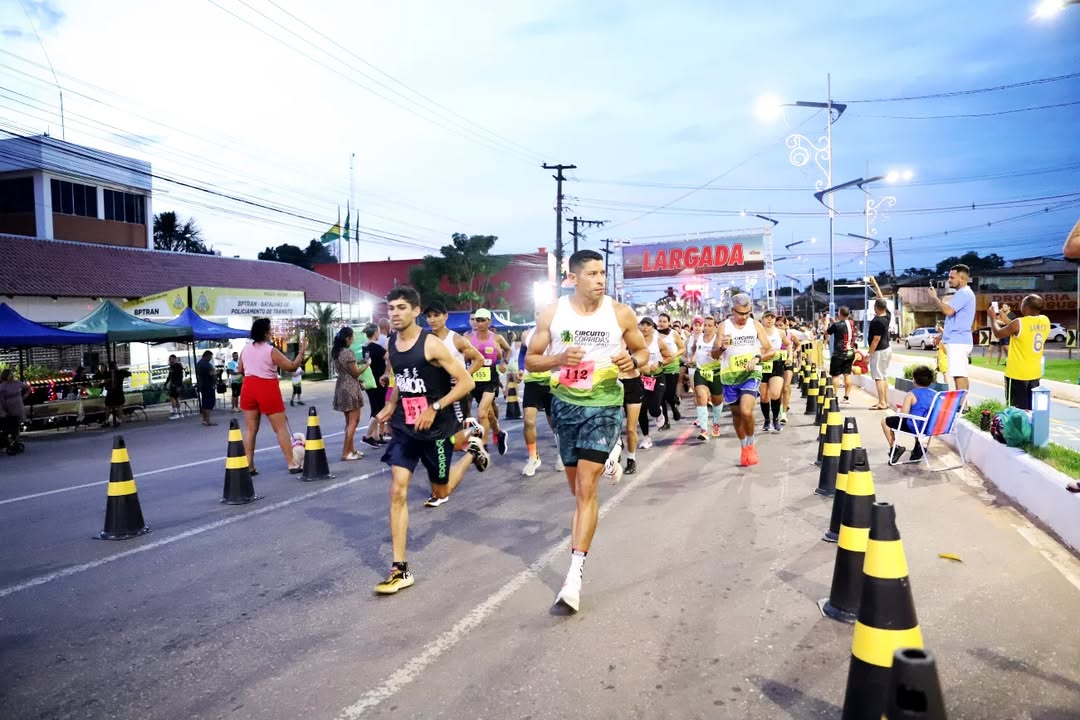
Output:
top-left (1015, 524), bottom-right (1080, 594)
top-left (0, 467), bottom-right (388, 600)
top-left (335, 427), bottom-right (694, 720)
top-left (0, 431), bottom-right (345, 506)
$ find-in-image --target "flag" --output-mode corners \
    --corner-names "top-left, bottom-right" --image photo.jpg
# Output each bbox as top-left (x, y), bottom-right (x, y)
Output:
top-left (320, 206), bottom-right (342, 245)
top-left (344, 205), bottom-right (351, 243)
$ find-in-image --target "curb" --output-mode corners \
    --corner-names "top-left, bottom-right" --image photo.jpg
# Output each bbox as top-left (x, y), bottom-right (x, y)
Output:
top-left (892, 350), bottom-right (1080, 404)
top-left (854, 374), bottom-right (1080, 555)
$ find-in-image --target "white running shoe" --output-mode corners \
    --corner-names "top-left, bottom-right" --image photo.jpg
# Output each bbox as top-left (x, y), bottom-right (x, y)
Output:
top-left (522, 456), bottom-right (542, 477)
top-left (656, 414), bottom-right (667, 429)
top-left (463, 417), bottom-right (483, 438)
top-left (555, 455), bottom-right (565, 471)
top-left (424, 494), bottom-right (448, 508)
top-left (467, 436), bottom-right (490, 472)
top-left (554, 575), bottom-right (581, 613)
top-left (639, 436), bottom-right (654, 449)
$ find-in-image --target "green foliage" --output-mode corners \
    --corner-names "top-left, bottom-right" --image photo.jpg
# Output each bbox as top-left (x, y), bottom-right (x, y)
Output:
top-left (304, 239), bottom-right (337, 265)
top-left (154, 211), bottom-right (212, 254)
top-left (0, 363), bottom-right (62, 381)
top-left (307, 303), bottom-right (337, 373)
top-left (1024, 442), bottom-right (1080, 479)
top-left (408, 233), bottom-right (507, 310)
top-left (257, 240), bottom-right (338, 269)
top-left (902, 363), bottom-right (919, 380)
top-left (934, 251), bottom-right (1005, 276)
top-left (962, 398), bottom-right (1006, 427)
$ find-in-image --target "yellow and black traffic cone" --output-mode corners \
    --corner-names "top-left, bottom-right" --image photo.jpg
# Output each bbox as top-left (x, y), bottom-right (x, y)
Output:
top-left (301, 406), bottom-right (335, 481)
top-left (222, 418), bottom-right (260, 504)
top-left (883, 648), bottom-right (947, 720)
top-left (504, 379), bottom-right (522, 419)
top-left (100, 435), bottom-right (150, 540)
top-left (804, 370), bottom-right (819, 415)
top-left (824, 417), bottom-right (862, 542)
top-left (815, 388), bottom-right (836, 467)
top-left (819, 447), bottom-right (875, 623)
top-left (815, 403), bottom-right (844, 496)
top-left (842, 502), bottom-right (925, 719)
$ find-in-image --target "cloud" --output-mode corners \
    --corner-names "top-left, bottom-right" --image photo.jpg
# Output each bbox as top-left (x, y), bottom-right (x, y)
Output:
top-left (1, 27), bottom-right (29, 39)
top-left (26, 0), bottom-right (65, 31)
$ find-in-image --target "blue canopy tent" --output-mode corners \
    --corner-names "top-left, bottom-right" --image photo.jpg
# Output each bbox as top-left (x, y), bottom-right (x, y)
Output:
top-left (421, 311), bottom-right (531, 334)
top-left (0, 303), bottom-right (107, 381)
top-left (163, 308), bottom-right (248, 341)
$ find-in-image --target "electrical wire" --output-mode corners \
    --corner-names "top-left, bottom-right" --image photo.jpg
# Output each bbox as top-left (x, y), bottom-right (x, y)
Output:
top-left (851, 100), bottom-right (1080, 120)
top-left (836, 72), bottom-right (1080, 103)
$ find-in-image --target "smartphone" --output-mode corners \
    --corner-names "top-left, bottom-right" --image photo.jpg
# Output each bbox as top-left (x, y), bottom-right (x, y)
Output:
top-left (990, 301), bottom-right (999, 315)
top-left (299, 329), bottom-right (306, 345)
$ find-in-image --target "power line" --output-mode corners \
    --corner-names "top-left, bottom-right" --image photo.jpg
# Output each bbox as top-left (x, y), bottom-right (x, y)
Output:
top-left (837, 72), bottom-right (1080, 103)
top-left (852, 100), bottom-right (1080, 120)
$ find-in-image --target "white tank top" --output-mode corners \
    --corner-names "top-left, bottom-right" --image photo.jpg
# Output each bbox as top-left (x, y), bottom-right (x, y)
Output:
top-left (694, 333), bottom-right (718, 369)
top-left (720, 318), bottom-right (762, 383)
top-left (442, 329), bottom-right (464, 364)
top-left (548, 295), bottom-right (624, 405)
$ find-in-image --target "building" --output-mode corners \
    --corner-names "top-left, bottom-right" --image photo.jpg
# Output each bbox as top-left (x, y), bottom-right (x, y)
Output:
top-left (0, 135), bottom-right (153, 249)
top-left (314, 250), bottom-right (552, 317)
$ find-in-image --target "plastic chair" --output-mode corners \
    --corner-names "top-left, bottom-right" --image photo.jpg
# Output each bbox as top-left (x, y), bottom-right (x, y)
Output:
top-left (888, 389), bottom-right (968, 472)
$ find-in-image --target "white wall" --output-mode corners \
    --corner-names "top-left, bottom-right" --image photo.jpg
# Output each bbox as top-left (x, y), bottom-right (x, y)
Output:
top-left (6, 296), bottom-right (125, 324)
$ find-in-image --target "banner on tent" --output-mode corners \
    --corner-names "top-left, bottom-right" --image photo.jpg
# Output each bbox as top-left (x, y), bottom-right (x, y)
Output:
top-left (190, 287), bottom-right (306, 317)
top-left (122, 287), bottom-right (189, 318)
top-left (621, 235), bottom-right (765, 279)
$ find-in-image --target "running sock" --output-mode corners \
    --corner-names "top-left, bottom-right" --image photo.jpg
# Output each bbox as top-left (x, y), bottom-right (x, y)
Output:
top-left (696, 406), bottom-right (709, 429)
top-left (740, 436), bottom-right (751, 447)
top-left (626, 451), bottom-right (636, 460)
top-left (392, 561), bottom-right (408, 573)
top-left (747, 433), bottom-right (755, 446)
top-left (570, 549), bottom-right (587, 577)
top-left (712, 404), bottom-right (723, 425)
top-left (761, 401), bottom-right (771, 422)
top-left (771, 399), bottom-right (782, 418)
top-left (526, 442), bottom-right (537, 459)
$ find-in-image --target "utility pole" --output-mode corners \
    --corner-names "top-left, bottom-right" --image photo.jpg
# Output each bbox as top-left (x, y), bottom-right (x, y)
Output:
top-left (888, 236), bottom-right (902, 337)
top-left (567, 216), bottom-right (606, 255)
top-left (542, 163), bottom-right (576, 284)
top-left (599, 238), bottom-right (616, 294)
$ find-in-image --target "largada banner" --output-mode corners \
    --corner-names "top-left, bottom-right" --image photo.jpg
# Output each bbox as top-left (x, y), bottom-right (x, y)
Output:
top-left (121, 287), bottom-right (189, 318)
top-left (621, 235), bottom-right (765, 279)
top-left (190, 287), bottom-right (306, 317)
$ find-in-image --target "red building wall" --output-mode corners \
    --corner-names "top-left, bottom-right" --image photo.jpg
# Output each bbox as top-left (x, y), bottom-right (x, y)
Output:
top-left (314, 251), bottom-right (550, 315)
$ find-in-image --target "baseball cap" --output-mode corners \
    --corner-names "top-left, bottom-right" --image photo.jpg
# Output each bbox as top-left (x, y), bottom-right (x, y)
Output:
top-left (638, 316), bottom-right (656, 327)
top-left (473, 308), bottom-right (492, 320)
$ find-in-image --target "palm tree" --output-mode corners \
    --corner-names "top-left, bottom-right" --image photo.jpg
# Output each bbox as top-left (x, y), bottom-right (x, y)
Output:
top-left (308, 303), bottom-right (337, 373)
top-left (154, 211), bottom-right (211, 253)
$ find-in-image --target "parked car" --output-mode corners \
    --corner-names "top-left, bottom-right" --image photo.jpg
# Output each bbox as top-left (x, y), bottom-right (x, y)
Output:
top-left (904, 327), bottom-right (940, 350)
top-left (1048, 322), bottom-right (1067, 342)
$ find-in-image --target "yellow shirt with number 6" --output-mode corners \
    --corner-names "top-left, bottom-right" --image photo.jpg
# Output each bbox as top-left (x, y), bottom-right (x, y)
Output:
top-left (1005, 315), bottom-right (1050, 382)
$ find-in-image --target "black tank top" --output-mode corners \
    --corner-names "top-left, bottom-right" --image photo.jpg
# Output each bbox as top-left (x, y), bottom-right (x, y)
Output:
top-left (388, 329), bottom-right (457, 440)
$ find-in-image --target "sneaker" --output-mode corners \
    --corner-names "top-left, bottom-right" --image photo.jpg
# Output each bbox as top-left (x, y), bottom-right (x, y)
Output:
top-left (297, 400), bottom-right (305, 405)
top-left (711, 423), bottom-right (721, 438)
top-left (747, 444), bottom-right (759, 465)
top-left (168, 413), bottom-right (181, 420)
top-left (362, 436), bottom-right (382, 449)
top-left (639, 436), bottom-right (654, 450)
top-left (779, 410), bottom-right (789, 425)
top-left (522, 456), bottom-right (542, 477)
top-left (467, 436), bottom-right (490, 472)
top-left (605, 458), bottom-right (624, 484)
top-left (625, 458), bottom-right (637, 475)
top-left (890, 445), bottom-right (907, 464)
top-left (554, 577), bottom-right (581, 613)
top-left (656, 414), bottom-right (668, 430)
top-left (762, 419), bottom-right (772, 433)
top-left (739, 446), bottom-right (752, 467)
top-left (909, 445), bottom-right (925, 462)
top-left (463, 417), bottom-right (483, 438)
top-left (424, 494), bottom-right (448, 508)
top-left (555, 455), bottom-right (565, 471)
top-left (496, 430), bottom-right (508, 456)
top-left (374, 567), bottom-right (414, 595)
top-left (772, 419), bottom-right (782, 433)
top-left (672, 407), bottom-right (682, 421)
top-left (697, 430), bottom-right (709, 442)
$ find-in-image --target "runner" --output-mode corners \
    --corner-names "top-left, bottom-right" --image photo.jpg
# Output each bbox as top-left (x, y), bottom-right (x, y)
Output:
top-left (519, 313), bottom-right (564, 476)
top-left (776, 315), bottom-right (796, 423)
top-left (682, 316), bottom-right (703, 396)
top-left (468, 308), bottom-right (512, 457)
top-left (526, 250), bottom-right (649, 613)
top-left (656, 313), bottom-right (685, 426)
top-left (373, 287), bottom-right (486, 595)
top-left (636, 317), bottom-right (672, 445)
top-left (690, 315), bottom-right (724, 442)
top-left (826, 307), bottom-right (857, 402)
top-left (759, 311), bottom-right (786, 433)
top-left (422, 301), bottom-right (491, 507)
top-left (713, 294), bottom-right (775, 467)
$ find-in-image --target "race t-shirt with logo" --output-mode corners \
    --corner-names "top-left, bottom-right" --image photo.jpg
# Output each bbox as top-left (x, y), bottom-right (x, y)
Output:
top-left (547, 295), bottom-right (624, 406)
top-left (719, 318), bottom-right (762, 386)
top-left (388, 329), bottom-right (457, 440)
top-left (521, 327), bottom-right (551, 384)
top-left (693, 333), bottom-right (721, 382)
top-left (468, 331), bottom-right (501, 384)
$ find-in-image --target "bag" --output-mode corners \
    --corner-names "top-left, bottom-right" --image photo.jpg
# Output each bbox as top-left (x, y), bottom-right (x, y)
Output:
top-left (359, 365), bottom-right (377, 390)
top-left (216, 381), bottom-right (227, 394)
top-left (993, 407), bottom-right (1032, 448)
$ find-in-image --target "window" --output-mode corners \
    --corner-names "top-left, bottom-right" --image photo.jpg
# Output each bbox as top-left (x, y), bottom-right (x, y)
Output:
top-left (50, 179), bottom-right (98, 218)
top-left (103, 189), bottom-right (145, 224)
top-left (0, 177), bottom-right (34, 213)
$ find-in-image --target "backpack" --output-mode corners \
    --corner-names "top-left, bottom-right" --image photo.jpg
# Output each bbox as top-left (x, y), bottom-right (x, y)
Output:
top-left (991, 407), bottom-right (1032, 448)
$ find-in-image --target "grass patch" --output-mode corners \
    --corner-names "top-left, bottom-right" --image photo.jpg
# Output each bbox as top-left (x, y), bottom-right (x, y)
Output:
top-left (963, 398), bottom-right (1006, 427)
top-left (967, 355), bottom-right (1080, 384)
top-left (1024, 442), bottom-right (1080, 479)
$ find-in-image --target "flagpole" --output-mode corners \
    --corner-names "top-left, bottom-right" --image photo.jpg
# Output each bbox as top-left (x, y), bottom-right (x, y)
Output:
top-left (352, 151), bottom-right (360, 322)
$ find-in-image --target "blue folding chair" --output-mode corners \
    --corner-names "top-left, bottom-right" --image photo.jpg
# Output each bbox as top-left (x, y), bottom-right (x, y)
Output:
top-left (888, 389), bottom-right (968, 472)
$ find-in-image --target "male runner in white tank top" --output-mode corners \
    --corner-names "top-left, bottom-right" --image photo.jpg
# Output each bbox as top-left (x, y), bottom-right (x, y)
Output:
top-left (526, 250), bottom-right (649, 613)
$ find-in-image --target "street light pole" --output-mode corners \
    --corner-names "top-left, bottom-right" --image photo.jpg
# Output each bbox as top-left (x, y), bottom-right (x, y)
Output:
top-left (826, 73), bottom-right (835, 319)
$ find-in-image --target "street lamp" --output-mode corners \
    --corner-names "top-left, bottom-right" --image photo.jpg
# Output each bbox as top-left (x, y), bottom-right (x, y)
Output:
top-left (785, 237), bottom-right (817, 251)
top-left (1033, 0), bottom-right (1080, 18)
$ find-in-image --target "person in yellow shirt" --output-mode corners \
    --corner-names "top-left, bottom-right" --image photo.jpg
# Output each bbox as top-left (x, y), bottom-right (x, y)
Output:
top-left (990, 294), bottom-right (1049, 411)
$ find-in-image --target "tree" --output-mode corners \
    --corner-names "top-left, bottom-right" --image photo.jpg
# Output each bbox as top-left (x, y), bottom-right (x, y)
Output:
top-left (408, 259), bottom-right (452, 309)
top-left (154, 211), bottom-right (211, 253)
top-left (408, 232), bottom-right (509, 310)
top-left (258, 244), bottom-right (312, 269)
top-left (934, 251), bottom-right (1005, 275)
top-left (304, 239), bottom-right (337, 266)
top-left (307, 303), bottom-right (337, 373)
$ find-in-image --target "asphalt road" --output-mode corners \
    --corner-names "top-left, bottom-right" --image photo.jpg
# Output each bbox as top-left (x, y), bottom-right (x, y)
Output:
top-left (1, 382), bottom-right (1079, 719)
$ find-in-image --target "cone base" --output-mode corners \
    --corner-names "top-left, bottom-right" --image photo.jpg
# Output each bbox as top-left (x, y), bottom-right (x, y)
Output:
top-left (813, 460), bottom-right (822, 467)
top-left (99, 526), bottom-right (151, 541)
top-left (300, 473), bottom-right (335, 482)
top-left (814, 487), bottom-right (835, 497)
top-left (819, 597), bottom-right (857, 624)
top-left (221, 494), bottom-right (262, 505)
top-left (822, 530), bottom-right (839, 543)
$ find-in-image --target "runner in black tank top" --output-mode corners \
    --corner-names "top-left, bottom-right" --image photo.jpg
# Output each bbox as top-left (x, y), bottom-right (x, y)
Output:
top-left (373, 286), bottom-right (487, 596)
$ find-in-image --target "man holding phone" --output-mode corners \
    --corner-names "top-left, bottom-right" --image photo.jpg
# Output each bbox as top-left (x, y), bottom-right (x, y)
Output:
top-left (928, 264), bottom-right (976, 396)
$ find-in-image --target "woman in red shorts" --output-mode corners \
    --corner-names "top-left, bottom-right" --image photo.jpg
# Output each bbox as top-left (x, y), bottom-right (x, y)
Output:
top-left (238, 318), bottom-right (308, 474)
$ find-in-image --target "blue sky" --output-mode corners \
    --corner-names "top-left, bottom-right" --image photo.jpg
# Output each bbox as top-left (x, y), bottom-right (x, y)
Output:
top-left (1, 0), bottom-right (1077, 300)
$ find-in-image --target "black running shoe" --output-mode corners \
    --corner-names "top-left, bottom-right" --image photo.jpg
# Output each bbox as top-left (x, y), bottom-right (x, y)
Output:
top-left (890, 445), bottom-right (906, 464)
top-left (625, 458), bottom-right (637, 475)
top-left (361, 436), bottom-right (382, 449)
top-left (672, 407), bottom-right (682, 421)
top-left (496, 430), bottom-right (508, 456)
top-left (909, 445), bottom-right (925, 462)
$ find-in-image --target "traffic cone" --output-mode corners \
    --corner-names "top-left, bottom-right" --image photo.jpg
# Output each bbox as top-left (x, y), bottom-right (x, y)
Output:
top-left (842, 502), bottom-right (925, 719)
top-left (883, 649), bottom-right (947, 720)
top-left (815, 388), bottom-right (836, 466)
top-left (301, 406), bottom-right (335, 481)
top-left (815, 404), bottom-right (843, 496)
top-left (222, 419), bottom-right (260, 504)
top-left (504, 379), bottom-right (522, 419)
top-left (99, 435), bottom-right (150, 540)
top-left (804, 371), bottom-right (819, 415)
top-left (819, 447), bottom-right (875, 623)
top-left (824, 417), bottom-right (861, 542)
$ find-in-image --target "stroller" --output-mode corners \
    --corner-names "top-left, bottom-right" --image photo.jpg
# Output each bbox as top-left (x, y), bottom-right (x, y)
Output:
top-left (0, 416), bottom-right (26, 455)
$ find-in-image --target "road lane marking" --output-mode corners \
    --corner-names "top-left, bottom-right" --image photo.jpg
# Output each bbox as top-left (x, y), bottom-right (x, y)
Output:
top-left (0, 431), bottom-right (345, 506)
top-left (335, 426), bottom-right (695, 720)
top-left (0, 466), bottom-right (389, 600)
top-left (1015, 525), bottom-right (1080, 593)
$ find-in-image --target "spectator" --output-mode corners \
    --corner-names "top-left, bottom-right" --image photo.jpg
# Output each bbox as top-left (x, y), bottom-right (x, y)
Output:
top-left (994, 302), bottom-right (1017, 366)
top-left (290, 365), bottom-right (304, 406)
top-left (1063, 218), bottom-right (1080, 260)
top-left (238, 318), bottom-right (308, 474)
top-left (866, 278), bottom-right (892, 410)
top-left (990, 294), bottom-right (1049, 411)
top-left (0, 368), bottom-right (30, 454)
top-left (827, 306), bottom-right (857, 402)
top-left (929, 264), bottom-right (976, 397)
top-left (934, 322), bottom-right (948, 384)
top-left (882, 365), bottom-right (935, 464)
top-left (195, 350), bottom-right (218, 426)
top-left (376, 318), bottom-right (391, 349)
top-left (332, 327), bottom-right (367, 461)
top-left (165, 354), bottom-right (186, 420)
top-left (104, 361), bottom-right (131, 428)
top-left (226, 351), bottom-right (243, 412)
top-left (360, 323), bottom-right (388, 448)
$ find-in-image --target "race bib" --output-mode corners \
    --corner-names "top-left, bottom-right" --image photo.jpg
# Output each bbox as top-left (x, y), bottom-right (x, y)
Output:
top-left (402, 396), bottom-right (429, 425)
top-left (558, 361), bottom-right (595, 389)
top-left (472, 366), bottom-right (492, 382)
top-left (698, 368), bottom-right (714, 382)
top-left (732, 353), bottom-right (754, 371)
top-left (641, 375), bottom-right (656, 391)
top-left (776, 349), bottom-right (787, 362)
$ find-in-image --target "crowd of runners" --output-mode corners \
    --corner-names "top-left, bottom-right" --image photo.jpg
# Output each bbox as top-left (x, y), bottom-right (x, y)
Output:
top-left (362, 249), bottom-right (828, 612)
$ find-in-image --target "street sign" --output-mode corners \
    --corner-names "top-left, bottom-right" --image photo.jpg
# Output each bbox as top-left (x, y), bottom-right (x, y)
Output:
top-left (976, 329), bottom-right (991, 346)
top-left (1067, 329), bottom-right (1077, 349)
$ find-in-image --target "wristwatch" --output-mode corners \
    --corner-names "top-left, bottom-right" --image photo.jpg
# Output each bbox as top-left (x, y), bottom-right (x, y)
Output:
top-left (432, 401), bottom-right (443, 412)
top-left (630, 355), bottom-right (640, 369)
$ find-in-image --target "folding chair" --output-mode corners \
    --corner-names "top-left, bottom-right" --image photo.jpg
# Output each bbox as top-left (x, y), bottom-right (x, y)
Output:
top-left (887, 389), bottom-right (968, 472)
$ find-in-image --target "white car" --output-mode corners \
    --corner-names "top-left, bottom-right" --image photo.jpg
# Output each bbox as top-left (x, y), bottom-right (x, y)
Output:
top-left (1048, 322), bottom-right (1067, 342)
top-left (904, 327), bottom-right (940, 350)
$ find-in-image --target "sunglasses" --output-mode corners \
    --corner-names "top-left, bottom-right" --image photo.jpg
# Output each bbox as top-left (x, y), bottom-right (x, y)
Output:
top-left (733, 309), bottom-right (752, 317)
